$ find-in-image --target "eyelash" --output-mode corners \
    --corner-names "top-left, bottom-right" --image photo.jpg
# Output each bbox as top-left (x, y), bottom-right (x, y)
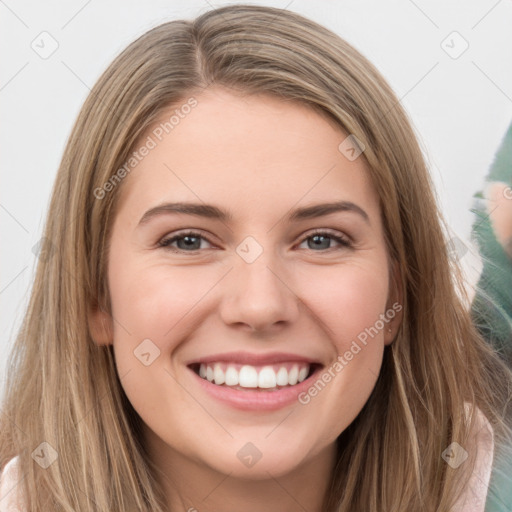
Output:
top-left (157, 229), bottom-right (353, 253)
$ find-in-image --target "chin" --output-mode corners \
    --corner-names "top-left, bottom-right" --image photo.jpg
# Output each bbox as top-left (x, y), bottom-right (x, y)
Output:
top-left (194, 435), bottom-right (322, 480)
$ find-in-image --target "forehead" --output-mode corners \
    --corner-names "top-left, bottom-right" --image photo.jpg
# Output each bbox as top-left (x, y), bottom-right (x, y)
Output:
top-left (115, 87), bottom-right (380, 223)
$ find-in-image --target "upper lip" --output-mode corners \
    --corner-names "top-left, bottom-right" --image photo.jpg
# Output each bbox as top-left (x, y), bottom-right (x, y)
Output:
top-left (185, 351), bottom-right (324, 367)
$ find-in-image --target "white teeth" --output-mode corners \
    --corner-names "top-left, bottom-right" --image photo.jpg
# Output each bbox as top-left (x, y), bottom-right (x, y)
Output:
top-left (276, 367), bottom-right (289, 386)
top-left (213, 364), bottom-right (225, 385)
top-left (196, 362), bottom-right (311, 389)
top-left (239, 365), bottom-right (258, 388)
top-left (225, 366), bottom-right (239, 386)
top-left (298, 366), bottom-right (309, 382)
top-left (288, 365), bottom-right (299, 385)
top-left (258, 366), bottom-right (277, 388)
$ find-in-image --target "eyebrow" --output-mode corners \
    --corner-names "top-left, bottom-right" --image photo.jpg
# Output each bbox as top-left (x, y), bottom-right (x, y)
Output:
top-left (137, 200), bottom-right (370, 226)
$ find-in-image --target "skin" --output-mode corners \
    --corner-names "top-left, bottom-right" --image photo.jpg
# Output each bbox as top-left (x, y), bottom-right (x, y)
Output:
top-left (89, 87), bottom-right (402, 512)
top-left (485, 181), bottom-right (512, 260)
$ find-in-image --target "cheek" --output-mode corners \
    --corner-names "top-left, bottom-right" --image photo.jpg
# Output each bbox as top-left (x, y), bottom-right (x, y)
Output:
top-left (300, 261), bottom-right (389, 346)
top-left (294, 263), bottom-right (389, 432)
top-left (106, 262), bottom-right (209, 428)
top-left (108, 259), bottom-right (214, 343)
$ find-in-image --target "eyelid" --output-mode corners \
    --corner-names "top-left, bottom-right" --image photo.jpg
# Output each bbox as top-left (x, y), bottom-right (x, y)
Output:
top-left (157, 229), bottom-right (216, 250)
top-left (295, 228), bottom-right (353, 250)
top-left (158, 227), bottom-right (353, 252)
top-left (299, 227), bottom-right (352, 243)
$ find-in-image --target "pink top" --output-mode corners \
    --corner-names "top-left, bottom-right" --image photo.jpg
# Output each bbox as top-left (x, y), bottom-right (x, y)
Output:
top-left (0, 455), bottom-right (23, 512)
top-left (0, 408), bottom-right (495, 510)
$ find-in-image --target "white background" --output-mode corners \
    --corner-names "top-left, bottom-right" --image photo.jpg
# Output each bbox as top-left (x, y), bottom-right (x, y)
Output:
top-left (1, 0), bottom-right (512, 395)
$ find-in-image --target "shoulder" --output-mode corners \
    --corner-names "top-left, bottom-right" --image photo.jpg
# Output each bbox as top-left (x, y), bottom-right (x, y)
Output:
top-left (0, 455), bottom-right (25, 511)
top-left (450, 405), bottom-right (495, 512)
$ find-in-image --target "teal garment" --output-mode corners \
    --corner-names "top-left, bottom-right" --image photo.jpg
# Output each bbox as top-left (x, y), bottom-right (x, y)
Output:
top-left (485, 441), bottom-right (512, 512)
top-left (470, 122), bottom-right (512, 511)
top-left (471, 123), bottom-right (512, 361)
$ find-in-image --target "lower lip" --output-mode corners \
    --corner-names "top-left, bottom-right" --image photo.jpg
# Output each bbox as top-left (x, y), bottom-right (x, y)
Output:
top-left (189, 367), bottom-right (321, 411)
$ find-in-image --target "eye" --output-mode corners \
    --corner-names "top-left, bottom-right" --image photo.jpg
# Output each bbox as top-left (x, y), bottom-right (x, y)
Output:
top-left (297, 230), bottom-right (352, 251)
top-left (158, 229), bottom-right (353, 254)
top-left (158, 231), bottom-right (214, 252)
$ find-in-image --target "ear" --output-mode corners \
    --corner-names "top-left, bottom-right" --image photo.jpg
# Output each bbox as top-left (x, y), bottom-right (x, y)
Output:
top-left (383, 260), bottom-right (403, 346)
top-left (88, 305), bottom-right (114, 346)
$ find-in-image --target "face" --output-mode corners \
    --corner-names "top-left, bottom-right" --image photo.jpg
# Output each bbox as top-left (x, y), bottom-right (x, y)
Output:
top-left (89, 87), bottom-right (401, 480)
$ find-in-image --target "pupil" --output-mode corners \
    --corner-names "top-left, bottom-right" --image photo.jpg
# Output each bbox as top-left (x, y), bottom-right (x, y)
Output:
top-left (180, 236), bottom-right (199, 250)
top-left (310, 235), bottom-right (329, 250)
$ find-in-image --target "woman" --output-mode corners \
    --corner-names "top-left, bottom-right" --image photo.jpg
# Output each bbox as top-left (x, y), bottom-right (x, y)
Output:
top-left (1, 5), bottom-right (510, 511)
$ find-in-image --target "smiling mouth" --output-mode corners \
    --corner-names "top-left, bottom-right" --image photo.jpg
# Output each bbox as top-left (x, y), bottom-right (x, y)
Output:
top-left (188, 362), bottom-right (321, 391)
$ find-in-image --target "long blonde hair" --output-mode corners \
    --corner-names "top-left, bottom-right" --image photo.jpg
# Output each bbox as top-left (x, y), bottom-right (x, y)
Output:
top-left (1, 5), bottom-right (511, 511)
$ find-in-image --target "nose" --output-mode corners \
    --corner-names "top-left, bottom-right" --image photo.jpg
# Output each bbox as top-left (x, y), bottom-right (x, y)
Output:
top-left (218, 250), bottom-right (300, 334)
